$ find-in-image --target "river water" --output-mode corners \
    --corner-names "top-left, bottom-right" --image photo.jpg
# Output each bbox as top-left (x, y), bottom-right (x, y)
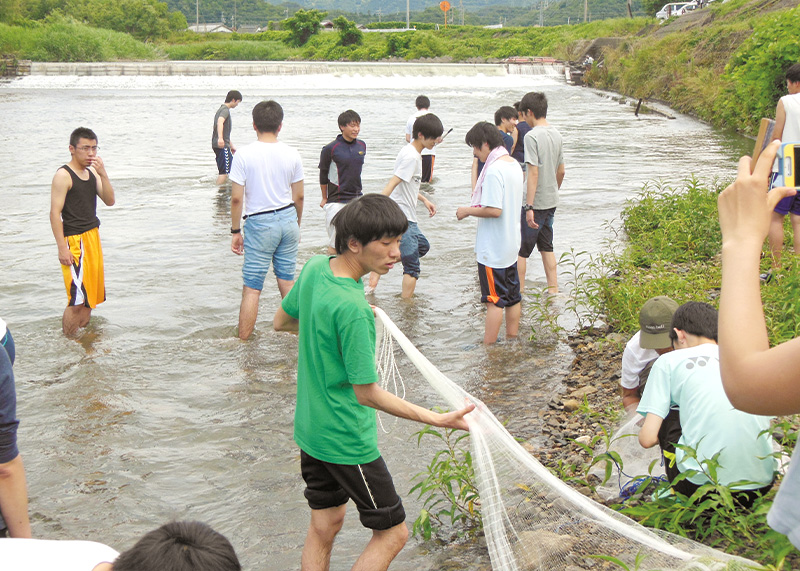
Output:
top-left (0, 64), bottom-right (750, 569)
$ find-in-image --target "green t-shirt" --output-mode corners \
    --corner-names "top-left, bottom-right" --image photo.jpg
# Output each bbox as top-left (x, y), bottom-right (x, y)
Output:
top-left (282, 255), bottom-right (380, 465)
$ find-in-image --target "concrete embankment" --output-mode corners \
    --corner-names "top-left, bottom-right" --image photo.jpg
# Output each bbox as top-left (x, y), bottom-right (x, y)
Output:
top-left (26, 60), bottom-right (565, 77)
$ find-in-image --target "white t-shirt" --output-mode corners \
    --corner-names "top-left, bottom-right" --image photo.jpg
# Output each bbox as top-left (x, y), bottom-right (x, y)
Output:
top-left (1, 538), bottom-right (119, 570)
top-left (637, 343), bottom-right (775, 489)
top-left (390, 143), bottom-right (422, 223)
top-left (405, 110), bottom-right (434, 156)
top-left (620, 331), bottom-right (660, 390)
top-left (474, 159), bottom-right (523, 269)
top-left (0, 317), bottom-right (6, 340)
top-left (229, 140), bottom-right (303, 216)
top-left (772, 93), bottom-right (800, 180)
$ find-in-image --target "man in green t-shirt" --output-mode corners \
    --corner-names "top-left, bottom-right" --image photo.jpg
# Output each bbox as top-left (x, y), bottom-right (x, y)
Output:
top-left (274, 193), bottom-right (474, 571)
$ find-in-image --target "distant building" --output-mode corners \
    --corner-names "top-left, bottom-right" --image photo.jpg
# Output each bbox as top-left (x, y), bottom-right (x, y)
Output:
top-left (236, 25), bottom-right (263, 34)
top-left (187, 23), bottom-right (233, 33)
top-left (320, 20), bottom-right (335, 30)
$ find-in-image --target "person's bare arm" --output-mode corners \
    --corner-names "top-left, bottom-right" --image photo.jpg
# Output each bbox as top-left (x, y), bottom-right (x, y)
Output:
top-left (90, 157), bottom-right (115, 206)
top-left (772, 99), bottom-right (787, 142)
top-left (0, 455), bottom-right (31, 537)
top-left (525, 164), bottom-right (539, 229)
top-left (419, 193), bottom-right (436, 217)
top-left (217, 116), bottom-right (225, 149)
top-left (50, 168), bottom-right (75, 266)
top-left (230, 182), bottom-right (244, 255)
top-left (292, 180), bottom-right (304, 226)
top-left (353, 383), bottom-right (474, 431)
top-left (718, 140), bottom-right (800, 415)
top-left (621, 387), bottom-right (640, 413)
top-left (382, 175), bottom-right (403, 196)
top-left (456, 206), bottom-right (501, 220)
top-left (638, 413), bottom-right (663, 448)
top-left (273, 306), bottom-right (298, 333)
top-left (556, 163), bottom-right (565, 189)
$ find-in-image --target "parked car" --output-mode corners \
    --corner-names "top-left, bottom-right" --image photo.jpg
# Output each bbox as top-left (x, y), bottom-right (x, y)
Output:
top-left (656, 1), bottom-right (695, 19)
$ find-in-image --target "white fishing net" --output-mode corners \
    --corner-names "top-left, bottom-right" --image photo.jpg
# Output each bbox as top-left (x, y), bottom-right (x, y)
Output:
top-left (374, 308), bottom-right (758, 571)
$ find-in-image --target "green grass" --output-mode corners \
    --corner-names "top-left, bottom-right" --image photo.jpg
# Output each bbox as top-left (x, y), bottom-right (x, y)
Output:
top-left (0, 17), bottom-right (162, 61)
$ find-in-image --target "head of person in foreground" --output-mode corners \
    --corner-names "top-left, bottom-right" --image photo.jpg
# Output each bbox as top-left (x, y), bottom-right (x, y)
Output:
top-left (97, 521), bottom-right (240, 571)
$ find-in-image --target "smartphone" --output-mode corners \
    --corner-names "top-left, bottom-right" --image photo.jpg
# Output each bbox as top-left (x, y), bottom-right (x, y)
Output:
top-left (778, 142), bottom-right (800, 188)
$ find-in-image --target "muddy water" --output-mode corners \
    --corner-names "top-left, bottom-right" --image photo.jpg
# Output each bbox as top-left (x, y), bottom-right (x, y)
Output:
top-left (0, 66), bottom-right (749, 569)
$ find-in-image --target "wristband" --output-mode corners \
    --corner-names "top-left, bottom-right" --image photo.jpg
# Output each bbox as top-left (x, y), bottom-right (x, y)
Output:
top-left (231, 228), bottom-right (241, 234)
top-left (523, 204), bottom-right (535, 212)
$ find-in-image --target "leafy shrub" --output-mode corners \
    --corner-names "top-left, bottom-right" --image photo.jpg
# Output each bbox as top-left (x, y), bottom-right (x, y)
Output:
top-left (409, 422), bottom-right (481, 540)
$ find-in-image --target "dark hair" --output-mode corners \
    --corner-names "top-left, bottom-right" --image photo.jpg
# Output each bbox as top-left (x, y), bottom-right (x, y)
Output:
top-left (513, 101), bottom-right (521, 111)
top-left (252, 100), bottom-right (283, 134)
top-left (668, 302), bottom-right (718, 343)
top-left (332, 194), bottom-right (408, 255)
top-left (70, 127), bottom-right (98, 148)
top-left (415, 95), bottom-right (430, 110)
top-left (412, 113), bottom-right (443, 141)
top-left (225, 90), bottom-right (242, 103)
top-left (113, 521), bottom-right (240, 571)
top-left (787, 63), bottom-right (800, 84)
top-left (338, 109), bottom-right (361, 127)
top-left (519, 92), bottom-right (548, 119)
top-left (494, 106), bottom-right (517, 126)
top-left (465, 121), bottom-right (504, 151)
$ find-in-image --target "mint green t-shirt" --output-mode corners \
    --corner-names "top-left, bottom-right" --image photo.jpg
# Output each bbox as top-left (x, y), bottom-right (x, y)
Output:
top-left (637, 343), bottom-right (775, 489)
top-left (282, 255), bottom-right (380, 465)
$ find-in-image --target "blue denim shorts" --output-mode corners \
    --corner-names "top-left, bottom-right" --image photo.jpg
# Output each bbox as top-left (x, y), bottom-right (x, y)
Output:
top-left (400, 221), bottom-right (430, 278)
top-left (242, 207), bottom-right (299, 289)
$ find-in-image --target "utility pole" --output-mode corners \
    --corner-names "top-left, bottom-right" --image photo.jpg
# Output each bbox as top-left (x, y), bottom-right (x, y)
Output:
top-left (406, 0), bottom-right (410, 29)
top-left (584, 0), bottom-right (588, 22)
top-left (460, 0), bottom-right (464, 25)
top-left (196, 0), bottom-right (198, 28)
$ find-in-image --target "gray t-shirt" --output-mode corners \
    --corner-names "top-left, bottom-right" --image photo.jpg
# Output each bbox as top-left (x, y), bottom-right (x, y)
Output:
top-left (523, 124), bottom-right (564, 210)
top-left (212, 104), bottom-right (232, 149)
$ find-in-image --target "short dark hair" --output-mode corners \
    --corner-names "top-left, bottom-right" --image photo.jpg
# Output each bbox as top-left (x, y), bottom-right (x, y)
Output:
top-left (513, 101), bottom-right (521, 111)
top-left (519, 92), bottom-right (548, 119)
top-left (494, 106), bottom-right (517, 126)
top-left (113, 521), bottom-right (240, 571)
top-left (412, 113), bottom-right (443, 141)
top-left (668, 302), bottom-right (718, 343)
top-left (465, 121), bottom-right (504, 151)
top-left (252, 100), bottom-right (283, 134)
top-left (332, 194), bottom-right (408, 255)
top-left (70, 127), bottom-right (97, 148)
top-left (338, 109), bottom-right (361, 127)
top-left (415, 95), bottom-right (430, 110)
top-left (787, 63), bottom-right (800, 84)
top-left (225, 90), bottom-right (242, 103)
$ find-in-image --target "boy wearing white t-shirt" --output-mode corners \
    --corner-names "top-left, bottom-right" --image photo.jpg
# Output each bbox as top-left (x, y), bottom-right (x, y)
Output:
top-left (368, 113), bottom-right (443, 298)
top-left (457, 122), bottom-right (524, 344)
top-left (229, 100), bottom-right (305, 340)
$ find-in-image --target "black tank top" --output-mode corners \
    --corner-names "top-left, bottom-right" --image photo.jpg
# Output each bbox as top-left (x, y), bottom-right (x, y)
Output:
top-left (61, 165), bottom-right (100, 237)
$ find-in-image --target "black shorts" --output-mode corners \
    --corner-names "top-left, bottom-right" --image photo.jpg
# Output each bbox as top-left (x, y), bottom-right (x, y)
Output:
top-left (214, 147), bottom-right (232, 175)
top-left (519, 207), bottom-right (556, 257)
top-left (300, 450), bottom-right (406, 530)
top-left (478, 262), bottom-right (521, 308)
top-left (421, 154), bottom-right (434, 183)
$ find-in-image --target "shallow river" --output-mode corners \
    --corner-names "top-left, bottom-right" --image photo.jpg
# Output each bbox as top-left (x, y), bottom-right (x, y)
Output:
top-left (0, 64), bottom-right (750, 569)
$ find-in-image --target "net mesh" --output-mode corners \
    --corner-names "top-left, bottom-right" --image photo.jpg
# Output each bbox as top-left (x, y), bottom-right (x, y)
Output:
top-left (374, 308), bottom-right (757, 571)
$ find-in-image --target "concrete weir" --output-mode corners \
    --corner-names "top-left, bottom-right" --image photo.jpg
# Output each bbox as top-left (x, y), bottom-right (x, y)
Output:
top-left (29, 60), bottom-right (565, 77)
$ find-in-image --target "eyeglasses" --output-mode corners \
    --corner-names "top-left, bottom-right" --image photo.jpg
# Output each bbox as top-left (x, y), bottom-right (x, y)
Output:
top-left (76, 145), bottom-right (99, 152)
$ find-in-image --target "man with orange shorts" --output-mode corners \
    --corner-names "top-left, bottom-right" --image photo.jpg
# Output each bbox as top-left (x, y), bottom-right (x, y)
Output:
top-left (49, 127), bottom-right (116, 336)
